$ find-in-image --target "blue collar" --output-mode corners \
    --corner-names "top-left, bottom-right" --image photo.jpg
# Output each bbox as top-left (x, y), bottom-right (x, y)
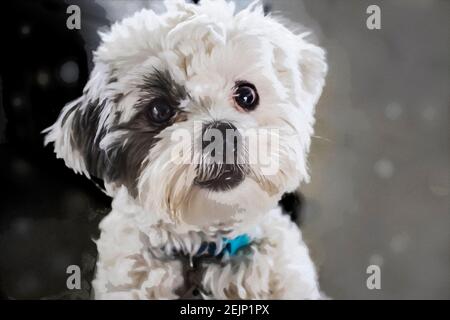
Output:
top-left (195, 234), bottom-right (251, 257)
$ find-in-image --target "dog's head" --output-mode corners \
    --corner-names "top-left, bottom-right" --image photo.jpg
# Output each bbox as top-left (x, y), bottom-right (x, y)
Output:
top-left (44, 0), bottom-right (327, 233)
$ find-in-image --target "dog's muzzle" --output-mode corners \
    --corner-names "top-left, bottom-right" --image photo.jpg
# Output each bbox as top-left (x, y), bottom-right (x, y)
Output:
top-left (195, 121), bottom-right (248, 191)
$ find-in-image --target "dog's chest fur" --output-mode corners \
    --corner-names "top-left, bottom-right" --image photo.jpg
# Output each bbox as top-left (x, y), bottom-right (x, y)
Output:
top-left (92, 199), bottom-right (321, 299)
top-left (92, 203), bottom-right (321, 299)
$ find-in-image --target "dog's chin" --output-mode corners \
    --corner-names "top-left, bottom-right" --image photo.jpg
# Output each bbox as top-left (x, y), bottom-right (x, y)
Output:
top-left (178, 177), bottom-right (282, 232)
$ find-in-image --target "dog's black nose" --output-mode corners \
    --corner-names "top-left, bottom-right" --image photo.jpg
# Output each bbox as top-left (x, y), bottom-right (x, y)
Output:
top-left (196, 121), bottom-right (246, 191)
top-left (201, 121), bottom-right (239, 163)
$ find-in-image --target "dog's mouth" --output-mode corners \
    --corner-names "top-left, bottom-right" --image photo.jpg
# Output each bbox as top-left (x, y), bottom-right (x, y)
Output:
top-left (195, 164), bottom-right (246, 192)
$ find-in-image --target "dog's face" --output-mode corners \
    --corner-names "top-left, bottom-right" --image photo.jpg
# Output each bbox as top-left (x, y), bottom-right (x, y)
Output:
top-left (45, 0), bottom-right (326, 233)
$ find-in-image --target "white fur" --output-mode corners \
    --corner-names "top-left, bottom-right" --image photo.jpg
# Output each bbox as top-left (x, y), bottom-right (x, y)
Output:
top-left (44, 0), bottom-right (327, 299)
top-left (93, 187), bottom-right (320, 299)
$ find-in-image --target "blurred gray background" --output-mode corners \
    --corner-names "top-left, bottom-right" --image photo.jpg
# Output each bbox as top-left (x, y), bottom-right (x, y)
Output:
top-left (0, 0), bottom-right (448, 299)
top-left (273, 0), bottom-right (449, 299)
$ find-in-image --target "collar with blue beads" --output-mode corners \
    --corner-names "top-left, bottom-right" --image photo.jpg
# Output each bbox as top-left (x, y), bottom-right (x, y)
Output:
top-left (195, 234), bottom-right (252, 257)
top-left (173, 233), bottom-right (252, 299)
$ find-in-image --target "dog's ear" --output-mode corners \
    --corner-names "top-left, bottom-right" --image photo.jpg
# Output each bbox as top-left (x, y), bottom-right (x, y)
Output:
top-left (297, 40), bottom-right (328, 107)
top-left (43, 63), bottom-right (114, 182)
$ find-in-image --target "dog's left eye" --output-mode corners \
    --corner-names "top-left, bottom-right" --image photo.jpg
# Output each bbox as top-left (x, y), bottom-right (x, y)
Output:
top-left (232, 82), bottom-right (259, 111)
top-left (147, 99), bottom-right (174, 124)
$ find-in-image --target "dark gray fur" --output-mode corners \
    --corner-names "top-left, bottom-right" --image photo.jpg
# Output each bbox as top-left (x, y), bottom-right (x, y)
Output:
top-left (69, 69), bottom-right (187, 197)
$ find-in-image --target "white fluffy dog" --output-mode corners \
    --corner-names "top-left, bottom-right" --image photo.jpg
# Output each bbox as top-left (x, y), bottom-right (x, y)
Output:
top-left (44, 0), bottom-right (327, 299)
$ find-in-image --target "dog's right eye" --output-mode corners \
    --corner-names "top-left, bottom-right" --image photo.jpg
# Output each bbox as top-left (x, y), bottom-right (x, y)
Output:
top-left (232, 81), bottom-right (259, 111)
top-left (146, 99), bottom-right (174, 124)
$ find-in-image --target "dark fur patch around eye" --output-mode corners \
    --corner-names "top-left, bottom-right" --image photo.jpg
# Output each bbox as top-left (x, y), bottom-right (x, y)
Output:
top-left (69, 70), bottom-right (187, 197)
top-left (113, 93), bottom-right (124, 104)
top-left (71, 99), bottom-right (109, 179)
top-left (138, 69), bottom-right (186, 107)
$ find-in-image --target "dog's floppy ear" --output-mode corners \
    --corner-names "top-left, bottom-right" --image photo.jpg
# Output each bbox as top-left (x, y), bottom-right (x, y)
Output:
top-left (43, 63), bottom-right (114, 182)
top-left (271, 31), bottom-right (327, 111)
top-left (297, 40), bottom-right (328, 107)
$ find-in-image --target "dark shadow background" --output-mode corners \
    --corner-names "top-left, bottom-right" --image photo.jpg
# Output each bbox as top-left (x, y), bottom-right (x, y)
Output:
top-left (0, 0), bottom-right (110, 299)
top-left (0, 0), bottom-right (449, 299)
